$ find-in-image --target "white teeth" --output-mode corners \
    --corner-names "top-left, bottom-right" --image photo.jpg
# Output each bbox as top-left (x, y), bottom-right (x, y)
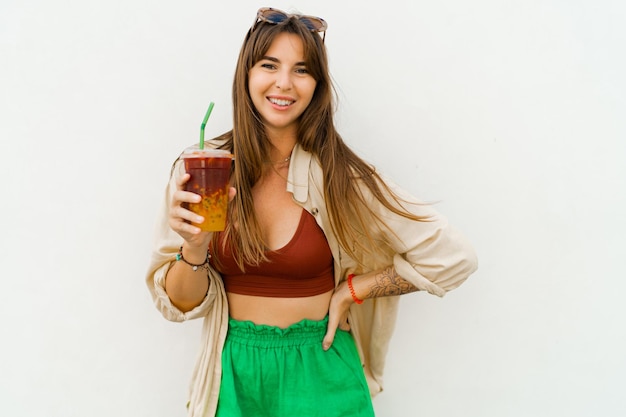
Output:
top-left (269, 98), bottom-right (293, 106)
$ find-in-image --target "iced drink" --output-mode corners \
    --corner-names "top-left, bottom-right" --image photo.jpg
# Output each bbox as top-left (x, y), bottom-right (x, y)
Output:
top-left (181, 148), bottom-right (233, 232)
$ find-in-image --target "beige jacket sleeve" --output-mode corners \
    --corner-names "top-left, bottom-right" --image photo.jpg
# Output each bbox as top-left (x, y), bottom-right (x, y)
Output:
top-left (145, 159), bottom-right (219, 322)
top-left (368, 173), bottom-right (478, 297)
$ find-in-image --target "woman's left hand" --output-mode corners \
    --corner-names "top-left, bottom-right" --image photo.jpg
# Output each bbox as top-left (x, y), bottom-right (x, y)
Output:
top-left (322, 280), bottom-right (354, 351)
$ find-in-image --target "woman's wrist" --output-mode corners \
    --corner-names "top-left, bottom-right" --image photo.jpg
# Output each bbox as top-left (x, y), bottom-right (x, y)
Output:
top-left (180, 243), bottom-right (210, 266)
top-left (347, 274), bottom-right (365, 304)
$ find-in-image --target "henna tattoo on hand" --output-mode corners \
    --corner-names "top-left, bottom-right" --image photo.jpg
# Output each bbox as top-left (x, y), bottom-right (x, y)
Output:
top-left (367, 266), bottom-right (418, 298)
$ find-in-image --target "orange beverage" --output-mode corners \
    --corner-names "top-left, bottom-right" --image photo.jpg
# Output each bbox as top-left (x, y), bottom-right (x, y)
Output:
top-left (181, 148), bottom-right (233, 232)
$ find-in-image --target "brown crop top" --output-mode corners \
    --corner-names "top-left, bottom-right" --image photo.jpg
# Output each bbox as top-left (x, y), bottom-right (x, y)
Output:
top-left (210, 209), bottom-right (335, 297)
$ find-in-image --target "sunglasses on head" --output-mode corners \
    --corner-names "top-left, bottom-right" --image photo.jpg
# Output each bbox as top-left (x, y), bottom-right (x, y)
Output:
top-left (252, 7), bottom-right (328, 41)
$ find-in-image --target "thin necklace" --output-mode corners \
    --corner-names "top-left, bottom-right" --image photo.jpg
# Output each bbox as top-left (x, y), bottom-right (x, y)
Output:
top-left (267, 155), bottom-right (291, 165)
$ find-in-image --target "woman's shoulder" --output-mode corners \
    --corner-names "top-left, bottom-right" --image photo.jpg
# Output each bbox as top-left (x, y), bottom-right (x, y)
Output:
top-left (207, 134), bottom-right (232, 151)
top-left (192, 133), bottom-right (233, 152)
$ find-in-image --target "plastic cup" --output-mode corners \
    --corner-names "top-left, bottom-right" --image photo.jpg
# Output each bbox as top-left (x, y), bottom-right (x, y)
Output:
top-left (181, 147), bottom-right (233, 232)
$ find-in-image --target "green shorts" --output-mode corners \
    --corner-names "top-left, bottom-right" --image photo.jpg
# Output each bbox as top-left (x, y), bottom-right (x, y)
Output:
top-left (216, 316), bottom-right (375, 417)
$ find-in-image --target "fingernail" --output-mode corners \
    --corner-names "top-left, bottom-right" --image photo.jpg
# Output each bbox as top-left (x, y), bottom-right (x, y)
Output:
top-left (322, 343), bottom-right (329, 351)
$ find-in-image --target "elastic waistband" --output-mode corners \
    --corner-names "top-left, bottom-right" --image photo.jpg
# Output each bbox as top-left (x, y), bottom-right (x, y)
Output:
top-left (226, 316), bottom-right (329, 348)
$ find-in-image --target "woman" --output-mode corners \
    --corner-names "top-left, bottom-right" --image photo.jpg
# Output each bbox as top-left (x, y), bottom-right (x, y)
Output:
top-left (146, 7), bottom-right (477, 417)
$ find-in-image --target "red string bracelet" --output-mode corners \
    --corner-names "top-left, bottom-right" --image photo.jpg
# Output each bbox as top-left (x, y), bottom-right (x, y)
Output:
top-left (347, 274), bottom-right (364, 304)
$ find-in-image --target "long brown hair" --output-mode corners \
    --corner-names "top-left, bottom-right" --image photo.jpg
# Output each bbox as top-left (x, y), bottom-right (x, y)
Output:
top-left (213, 17), bottom-right (428, 269)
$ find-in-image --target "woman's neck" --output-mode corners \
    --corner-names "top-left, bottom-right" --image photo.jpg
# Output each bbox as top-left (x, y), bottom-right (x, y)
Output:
top-left (266, 129), bottom-right (297, 164)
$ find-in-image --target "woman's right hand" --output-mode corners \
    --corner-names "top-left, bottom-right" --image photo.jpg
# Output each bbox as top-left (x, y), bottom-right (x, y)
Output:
top-left (169, 173), bottom-right (236, 249)
top-left (168, 173), bottom-right (211, 248)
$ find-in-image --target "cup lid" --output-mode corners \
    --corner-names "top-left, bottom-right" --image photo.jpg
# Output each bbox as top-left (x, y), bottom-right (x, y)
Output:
top-left (182, 145), bottom-right (233, 158)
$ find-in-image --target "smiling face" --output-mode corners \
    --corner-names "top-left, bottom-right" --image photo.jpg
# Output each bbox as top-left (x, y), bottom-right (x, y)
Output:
top-left (248, 32), bottom-right (317, 139)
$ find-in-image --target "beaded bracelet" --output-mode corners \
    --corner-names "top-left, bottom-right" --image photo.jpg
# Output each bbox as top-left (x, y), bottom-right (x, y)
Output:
top-left (175, 246), bottom-right (211, 272)
top-left (347, 274), bottom-right (364, 304)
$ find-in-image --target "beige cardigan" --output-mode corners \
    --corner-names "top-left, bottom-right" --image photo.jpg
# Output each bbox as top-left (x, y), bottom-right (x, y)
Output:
top-left (146, 142), bottom-right (478, 417)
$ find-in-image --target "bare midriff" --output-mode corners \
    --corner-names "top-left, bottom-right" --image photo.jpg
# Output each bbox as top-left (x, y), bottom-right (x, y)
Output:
top-left (226, 290), bottom-right (334, 328)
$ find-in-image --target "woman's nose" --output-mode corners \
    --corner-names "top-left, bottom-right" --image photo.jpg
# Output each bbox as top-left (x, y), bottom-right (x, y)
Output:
top-left (275, 70), bottom-right (293, 91)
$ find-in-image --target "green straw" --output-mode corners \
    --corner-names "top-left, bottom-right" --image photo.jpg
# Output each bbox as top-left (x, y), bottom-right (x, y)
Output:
top-left (199, 101), bottom-right (215, 150)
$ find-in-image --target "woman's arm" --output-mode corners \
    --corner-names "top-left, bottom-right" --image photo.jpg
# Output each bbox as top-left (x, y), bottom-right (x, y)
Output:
top-left (146, 159), bottom-right (229, 321)
top-left (351, 266), bottom-right (418, 299)
top-left (164, 244), bottom-right (211, 313)
top-left (322, 266), bottom-right (416, 350)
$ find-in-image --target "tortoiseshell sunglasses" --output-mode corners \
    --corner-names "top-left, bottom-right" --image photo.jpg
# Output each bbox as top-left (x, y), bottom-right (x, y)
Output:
top-left (251, 7), bottom-right (328, 41)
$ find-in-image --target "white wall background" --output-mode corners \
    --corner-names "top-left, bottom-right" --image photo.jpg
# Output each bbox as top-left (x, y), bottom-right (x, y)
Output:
top-left (1, 0), bottom-right (625, 416)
